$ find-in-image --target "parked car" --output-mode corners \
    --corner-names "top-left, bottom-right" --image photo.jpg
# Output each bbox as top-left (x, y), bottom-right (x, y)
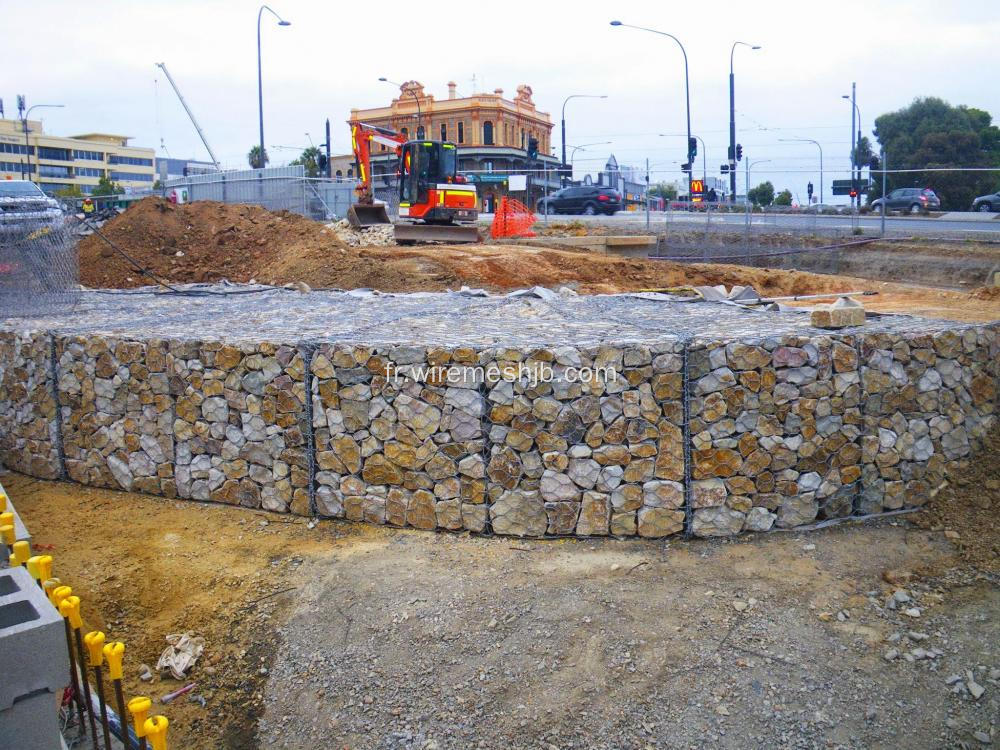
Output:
top-left (0, 180), bottom-right (65, 235)
top-left (537, 186), bottom-right (622, 215)
top-left (971, 190), bottom-right (1000, 212)
top-left (870, 187), bottom-right (941, 214)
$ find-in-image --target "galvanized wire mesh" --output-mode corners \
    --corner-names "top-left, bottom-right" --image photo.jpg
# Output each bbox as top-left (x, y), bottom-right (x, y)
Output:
top-left (0, 217), bottom-right (79, 317)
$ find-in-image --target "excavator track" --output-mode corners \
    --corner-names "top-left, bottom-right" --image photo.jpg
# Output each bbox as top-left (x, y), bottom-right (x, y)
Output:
top-left (393, 223), bottom-right (481, 244)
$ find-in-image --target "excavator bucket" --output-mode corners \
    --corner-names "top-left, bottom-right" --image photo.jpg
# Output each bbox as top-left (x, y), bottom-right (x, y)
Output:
top-left (347, 203), bottom-right (391, 228)
top-left (393, 223), bottom-right (481, 244)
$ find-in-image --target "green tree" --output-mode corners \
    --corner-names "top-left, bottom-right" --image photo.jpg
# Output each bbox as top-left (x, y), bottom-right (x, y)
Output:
top-left (648, 181), bottom-right (679, 200)
top-left (872, 97), bottom-right (1000, 209)
top-left (747, 181), bottom-right (775, 206)
top-left (247, 145), bottom-right (269, 169)
top-left (55, 184), bottom-right (84, 199)
top-left (290, 146), bottom-right (323, 178)
top-left (92, 175), bottom-right (121, 196)
top-left (773, 189), bottom-right (793, 206)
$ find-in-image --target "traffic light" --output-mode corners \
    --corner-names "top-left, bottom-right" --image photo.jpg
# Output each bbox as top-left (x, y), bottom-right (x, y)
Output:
top-left (807, 182), bottom-right (814, 200)
top-left (527, 137), bottom-right (539, 160)
top-left (849, 189), bottom-right (858, 199)
top-left (727, 144), bottom-right (735, 160)
top-left (688, 137), bottom-right (697, 161)
top-left (736, 144), bottom-right (743, 161)
top-left (318, 153), bottom-right (328, 171)
top-left (680, 162), bottom-right (692, 172)
top-left (721, 164), bottom-right (730, 173)
top-left (869, 156), bottom-right (881, 170)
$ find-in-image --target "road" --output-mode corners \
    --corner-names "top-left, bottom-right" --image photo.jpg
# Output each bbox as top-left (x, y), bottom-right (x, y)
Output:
top-left (481, 211), bottom-right (1000, 237)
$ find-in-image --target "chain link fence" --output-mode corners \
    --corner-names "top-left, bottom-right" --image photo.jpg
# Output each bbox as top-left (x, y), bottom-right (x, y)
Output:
top-left (0, 218), bottom-right (80, 318)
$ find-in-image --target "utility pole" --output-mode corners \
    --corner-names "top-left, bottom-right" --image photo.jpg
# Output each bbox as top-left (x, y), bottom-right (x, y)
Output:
top-left (325, 118), bottom-right (332, 179)
top-left (645, 157), bottom-right (650, 230)
top-left (850, 82), bottom-right (857, 211)
top-left (880, 148), bottom-right (887, 237)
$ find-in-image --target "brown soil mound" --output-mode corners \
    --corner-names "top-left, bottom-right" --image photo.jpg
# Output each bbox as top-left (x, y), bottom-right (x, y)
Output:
top-left (914, 425), bottom-right (1000, 574)
top-left (971, 285), bottom-right (1000, 301)
top-left (75, 199), bottom-right (1000, 322)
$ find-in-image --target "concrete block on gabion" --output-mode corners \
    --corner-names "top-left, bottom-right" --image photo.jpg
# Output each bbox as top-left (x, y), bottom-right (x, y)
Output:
top-left (688, 335), bottom-right (864, 536)
top-left (56, 336), bottom-right (175, 496)
top-left (858, 326), bottom-right (998, 513)
top-left (0, 332), bottom-right (61, 479)
top-left (310, 344), bottom-right (487, 531)
top-left (482, 342), bottom-right (686, 538)
top-left (170, 340), bottom-right (310, 514)
top-left (0, 567), bottom-right (69, 712)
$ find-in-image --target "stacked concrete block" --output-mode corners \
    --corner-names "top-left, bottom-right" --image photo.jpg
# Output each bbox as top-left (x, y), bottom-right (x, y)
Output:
top-left (688, 335), bottom-right (864, 536)
top-left (56, 336), bottom-right (175, 495)
top-left (482, 342), bottom-right (686, 538)
top-left (0, 332), bottom-right (60, 479)
top-left (310, 344), bottom-right (487, 531)
top-left (0, 566), bottom-right (68, 750)
top-left (858, 325), bottom-right (998, 512)
top-left (169, 340), bottom-right (310, 514)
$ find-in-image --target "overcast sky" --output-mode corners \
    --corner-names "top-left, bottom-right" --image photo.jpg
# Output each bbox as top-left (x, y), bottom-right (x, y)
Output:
top-left (4, 0), bottom-right (998, 203)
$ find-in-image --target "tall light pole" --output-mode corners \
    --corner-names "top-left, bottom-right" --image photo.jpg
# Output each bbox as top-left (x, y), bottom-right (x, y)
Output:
top-left (19, 101), bottom-right (65, 181)
top-left (610, 21), bottom-right (692, 191)
top-left (257, 5), bottom-right (291, 169)
top-left (561, 94), bottom-right (607, 186)
top-left (729, 42), bottom-right (761, 201)
top-left (746, 159), bottom-right (771, 204)
top-left (380, 78), bottom-right (422, 136)
top-left (660, 133), bottom-right (706, 193)
top-left (779, 137), bottom-right (823, 204)
top-left (842, 88), bottom-right (861, 209)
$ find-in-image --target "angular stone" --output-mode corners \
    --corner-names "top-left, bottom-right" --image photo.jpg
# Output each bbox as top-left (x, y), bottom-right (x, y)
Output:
top-left (576, 491), bottom-right (610, 536)
top-left (362, 454), bottom-right (403, 485)
top-left (744, 506), bottom-right (776, 532)
top-left (435, 498), bottom-right (463, 530)
top-left (540, 470), bottom-right (581, 502)
top-left (487, 447), bottom-right (522, 490)
top-left (406, 489), bottom-right (437, 530)
top-left (642, 480), bottom-right (684, 509)
top-left (638, 507), bottom-right (684, 538)
top-left (610, 511), bottom-right (637, 536)
top-left (567, 458), bottom-right (601, 489)
top-left (490, 490), bottom-right (547, 536)
top-left (692, 506), bottom-right (745, 537)
top-left (776, 494), bottom-right (818, 528)
top-left (545, 501), bottom-right (580, 535)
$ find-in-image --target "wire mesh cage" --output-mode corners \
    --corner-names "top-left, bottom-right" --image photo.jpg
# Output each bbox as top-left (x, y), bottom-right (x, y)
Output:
top-left (0, 217), bottom-right (80, 318)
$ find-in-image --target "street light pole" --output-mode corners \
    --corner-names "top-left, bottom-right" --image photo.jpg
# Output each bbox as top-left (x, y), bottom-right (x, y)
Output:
top-left (568, 141), bottom-right (612, 181)
top-left (379, 78), bottom-right (422, 135)
top-left (779, 137), bottom-right (823, 204)
top-left (19, 102), bottom-right (65, 181)
top-left (611, 21), bottom-right (692, 192)
top-left (842, 86), bottom-right (861, 210)
top-left (729, 42), bottom-right (761, 202)
top-left (257, 5), bottom-right (291, 169)
top-left (561, 94), bottom-right (608, 186)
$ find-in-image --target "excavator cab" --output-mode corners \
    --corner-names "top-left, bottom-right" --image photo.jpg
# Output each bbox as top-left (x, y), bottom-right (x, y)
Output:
top-left (398, 141), bottom-right (477, 225)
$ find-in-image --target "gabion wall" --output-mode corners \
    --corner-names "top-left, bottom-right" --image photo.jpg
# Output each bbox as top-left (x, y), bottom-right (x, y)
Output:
top-left (1, 323), bottom-right (997, 539)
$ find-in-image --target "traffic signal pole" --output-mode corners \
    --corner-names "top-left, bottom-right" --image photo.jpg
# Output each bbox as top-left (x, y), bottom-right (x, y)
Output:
top-left (850, 82), bottom-right (857, 211)
top-left (729, 71), bottom-right (737, 201)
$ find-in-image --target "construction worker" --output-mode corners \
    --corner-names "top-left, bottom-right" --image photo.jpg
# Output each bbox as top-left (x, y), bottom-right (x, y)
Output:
top-left (82, 197), bottom-right (95, 216)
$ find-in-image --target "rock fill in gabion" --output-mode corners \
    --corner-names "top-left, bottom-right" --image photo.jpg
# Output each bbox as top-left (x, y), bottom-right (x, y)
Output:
top-left (1, 286), bottom-right (996, 539)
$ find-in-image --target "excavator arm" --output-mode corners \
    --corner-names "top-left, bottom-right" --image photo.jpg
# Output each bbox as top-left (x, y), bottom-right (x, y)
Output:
top-left (350, 122), bottom-right (405, 204)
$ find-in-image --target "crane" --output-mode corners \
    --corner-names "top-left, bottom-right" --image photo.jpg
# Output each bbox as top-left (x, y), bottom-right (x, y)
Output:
top-left (155, 62), bottom-right (220, 171)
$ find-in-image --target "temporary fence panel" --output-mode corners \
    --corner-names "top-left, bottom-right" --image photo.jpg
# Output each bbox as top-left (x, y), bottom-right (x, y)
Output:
top-left (0, 219), bottom-right (80, 318)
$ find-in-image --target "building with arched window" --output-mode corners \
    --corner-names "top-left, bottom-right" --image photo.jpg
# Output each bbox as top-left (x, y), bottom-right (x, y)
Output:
top-left (344, 80), bottom-right (558, 209)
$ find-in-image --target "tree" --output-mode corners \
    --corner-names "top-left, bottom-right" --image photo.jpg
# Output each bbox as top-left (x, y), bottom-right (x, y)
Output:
top-left (247, 145), bottom-right (269, 169)
top-left (648, 181), bottom-right (679, 200)
top-left (92, 175), bottom-right (121, 196)
top-left (290, 146), bottom-right (323, 178)
top-left (773, 189), bottom-right (793, 206)
top-left (872, 97), bottom-right (1000, 209)
top-left (747, 181), bottom-right (775, 206)
top-left (55, 184), bottom-right (84, 199)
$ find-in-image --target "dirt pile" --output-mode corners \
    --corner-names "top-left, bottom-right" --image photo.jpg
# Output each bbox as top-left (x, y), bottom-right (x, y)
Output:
top-left (915, 425), bottom-right (1000, 574)
top-left (971, 285), bottom-right (1000, 301)
top-left (78, 197), bottom-right (348, 287)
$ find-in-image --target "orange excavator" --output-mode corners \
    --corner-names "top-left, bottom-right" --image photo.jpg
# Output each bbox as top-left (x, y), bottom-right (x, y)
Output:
top-left (348, 122), bottom-right (480, 243)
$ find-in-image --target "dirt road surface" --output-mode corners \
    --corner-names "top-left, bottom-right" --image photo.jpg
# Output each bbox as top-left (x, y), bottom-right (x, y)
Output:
top-left (7, 427), bottom-right (998, 749)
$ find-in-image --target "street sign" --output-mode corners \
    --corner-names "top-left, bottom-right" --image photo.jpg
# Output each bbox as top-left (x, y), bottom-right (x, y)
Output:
top-left (508, 174), bottom-right (527, 191)
top-left (466, 174), bottom-right (508, 184)
top-left (831, 179), bottom-right (870, 196)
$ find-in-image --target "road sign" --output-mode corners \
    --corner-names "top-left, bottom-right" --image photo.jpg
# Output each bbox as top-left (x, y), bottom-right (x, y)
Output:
top-left (507, 174), bottom-right (527, 191)
top-left (831, 179), bottom-right (871, 196)
top-left (689, 179), bottom-right (704, 195)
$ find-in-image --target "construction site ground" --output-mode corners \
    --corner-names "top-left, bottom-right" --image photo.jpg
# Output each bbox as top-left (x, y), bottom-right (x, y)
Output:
top-left (76, 198), bottom-right (1000, 324)
top-left (6, 425), bottom-right (998, 749)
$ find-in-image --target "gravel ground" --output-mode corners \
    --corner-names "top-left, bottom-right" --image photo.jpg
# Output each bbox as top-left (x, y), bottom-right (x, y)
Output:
top-left (258, 521), bottom-right (998, 749)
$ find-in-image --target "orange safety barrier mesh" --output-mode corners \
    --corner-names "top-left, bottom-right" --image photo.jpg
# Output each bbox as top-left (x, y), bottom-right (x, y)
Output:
top-left (490, 197), bottom-right (536, 239)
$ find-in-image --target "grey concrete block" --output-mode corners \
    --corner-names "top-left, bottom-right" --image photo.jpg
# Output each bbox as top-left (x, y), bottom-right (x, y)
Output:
top-left (0, 688), bottom-right (63, 750)
top-left (0, 566), bottom-right (69, 711)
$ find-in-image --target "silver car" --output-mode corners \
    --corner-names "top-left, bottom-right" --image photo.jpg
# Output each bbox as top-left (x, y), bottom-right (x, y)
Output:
top-left (0, 180), bottom-right (64, 234)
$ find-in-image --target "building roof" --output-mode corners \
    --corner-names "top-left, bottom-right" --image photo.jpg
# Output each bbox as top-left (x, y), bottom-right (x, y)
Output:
top-left (70, 133), bottom-right (132, 145)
